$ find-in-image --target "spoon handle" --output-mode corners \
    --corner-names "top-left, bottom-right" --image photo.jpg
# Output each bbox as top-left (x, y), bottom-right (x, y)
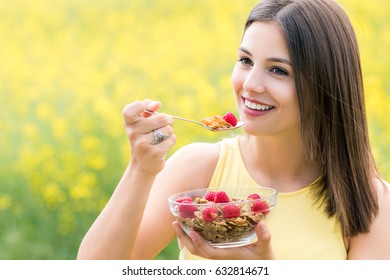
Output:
top-left (170, 115), bottom-right (203, 125)
top-left (144, 109), bottom-right (203, 125)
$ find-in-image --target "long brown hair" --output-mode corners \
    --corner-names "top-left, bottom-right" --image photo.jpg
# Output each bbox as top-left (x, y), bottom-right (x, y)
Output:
top-left (245, 0), bottom-right (379, 237)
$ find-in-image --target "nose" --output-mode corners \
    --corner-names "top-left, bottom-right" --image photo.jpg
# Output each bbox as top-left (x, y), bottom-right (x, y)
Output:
top-left (243, 68), bottom-right (266, 94)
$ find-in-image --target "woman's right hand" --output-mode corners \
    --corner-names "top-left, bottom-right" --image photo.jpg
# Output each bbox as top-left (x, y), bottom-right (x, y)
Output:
top-left (122, 100), bottom-right (176, 176)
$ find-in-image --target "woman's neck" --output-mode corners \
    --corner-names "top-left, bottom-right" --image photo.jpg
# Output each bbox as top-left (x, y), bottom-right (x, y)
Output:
top-left (239, 134), bottom-right (321, 192)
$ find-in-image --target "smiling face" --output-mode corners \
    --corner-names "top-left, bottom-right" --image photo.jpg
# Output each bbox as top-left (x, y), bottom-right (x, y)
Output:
top-left (231, 21), bottom-right (300, 138)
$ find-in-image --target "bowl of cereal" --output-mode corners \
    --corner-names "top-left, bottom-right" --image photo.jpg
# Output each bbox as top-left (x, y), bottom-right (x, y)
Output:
top-left (168, 187), bottom-right (278, 248)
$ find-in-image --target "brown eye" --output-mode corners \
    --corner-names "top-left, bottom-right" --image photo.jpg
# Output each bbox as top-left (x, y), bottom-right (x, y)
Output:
top-left (270, 66), bottom-right (288, 76)
top-left (238, 57), bottom-right (253, 66)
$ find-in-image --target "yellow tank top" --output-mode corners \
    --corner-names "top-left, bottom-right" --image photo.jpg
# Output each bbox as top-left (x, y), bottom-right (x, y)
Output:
top-left (179, 137), bottom-right (347, 260)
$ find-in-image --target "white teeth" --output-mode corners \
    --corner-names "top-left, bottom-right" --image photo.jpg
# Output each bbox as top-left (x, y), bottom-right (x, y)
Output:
top-left (245, 99), bottom-right (273, 111)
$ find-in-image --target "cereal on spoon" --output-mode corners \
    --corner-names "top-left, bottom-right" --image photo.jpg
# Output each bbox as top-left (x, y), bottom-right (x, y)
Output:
top-left (200, 112), bottom-right (238, 130)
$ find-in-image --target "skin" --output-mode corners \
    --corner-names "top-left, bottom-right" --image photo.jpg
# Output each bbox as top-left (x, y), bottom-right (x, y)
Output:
top-left (77, 21), bottom-right (390, 260)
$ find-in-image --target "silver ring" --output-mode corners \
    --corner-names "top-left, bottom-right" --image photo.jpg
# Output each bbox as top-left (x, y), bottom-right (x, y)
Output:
top-left (151, 129), bottom-right (169, 145)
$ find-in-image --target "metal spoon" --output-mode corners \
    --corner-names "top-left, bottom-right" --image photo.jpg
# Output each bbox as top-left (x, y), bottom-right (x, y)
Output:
top-left (144, 109), bottom-right (245, 132)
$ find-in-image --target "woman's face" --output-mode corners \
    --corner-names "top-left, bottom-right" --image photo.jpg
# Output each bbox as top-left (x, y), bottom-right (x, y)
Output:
top-left (231, 21), bottom-right (300, 138)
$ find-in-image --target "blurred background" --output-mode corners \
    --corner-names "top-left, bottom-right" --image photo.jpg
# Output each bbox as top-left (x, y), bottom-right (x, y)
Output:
top-left (0, 0), bottom-right (389, 259)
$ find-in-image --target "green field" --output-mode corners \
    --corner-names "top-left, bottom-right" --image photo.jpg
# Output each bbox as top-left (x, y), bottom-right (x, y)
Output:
top-left (0, 0), bottom-right (389, 259)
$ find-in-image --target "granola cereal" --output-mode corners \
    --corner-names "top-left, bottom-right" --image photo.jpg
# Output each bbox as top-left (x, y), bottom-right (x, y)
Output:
top-left (200, 115), bottom-right (233, 130)
top-left (174, 191), bottom-right (270, 244)
top-left (179, 203), bottom-right (266, 243)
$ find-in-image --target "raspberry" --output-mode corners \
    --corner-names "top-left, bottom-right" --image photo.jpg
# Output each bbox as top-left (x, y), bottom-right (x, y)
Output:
top-left (247, 193), bottom-right (261, 200)
top-left (223, 112), bottom-right (238, 127)
top-left (222, 204), bottom-right (241, 218)
top-left (252, 200), bottom-right (270, 215)
top-left (203, 191), bottom-right (216, 201)
top-left (202, 206), bottom-right (218, 222)
top-left (176, 197), bottom-right (197, 217)
top-left (176, 196), bottom-right (192, 203)
top-left (214, 191), bottom-right (230, 203)
top-left (178, 203), bottom-right (198, 218)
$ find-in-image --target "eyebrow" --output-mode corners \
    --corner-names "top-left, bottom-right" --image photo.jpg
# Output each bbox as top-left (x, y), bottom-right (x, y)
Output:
top-left (238, 46), bottom-right (292, 66)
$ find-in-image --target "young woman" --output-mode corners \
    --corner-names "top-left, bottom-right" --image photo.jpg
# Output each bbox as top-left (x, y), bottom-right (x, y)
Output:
top-left (77, 0), bottom-right (390, 260)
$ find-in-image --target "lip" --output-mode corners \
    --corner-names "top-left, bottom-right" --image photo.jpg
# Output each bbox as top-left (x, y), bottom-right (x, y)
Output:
top-left (241, 97), bottom-right (275, 117)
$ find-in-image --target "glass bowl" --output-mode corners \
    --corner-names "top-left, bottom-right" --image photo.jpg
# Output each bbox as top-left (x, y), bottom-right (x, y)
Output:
top-left (168, 186), bottom-right (278, 248)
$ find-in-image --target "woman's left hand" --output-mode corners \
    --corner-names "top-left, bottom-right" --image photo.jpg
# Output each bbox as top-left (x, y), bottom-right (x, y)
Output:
top-left (172, 221), bottom-right (275, 260)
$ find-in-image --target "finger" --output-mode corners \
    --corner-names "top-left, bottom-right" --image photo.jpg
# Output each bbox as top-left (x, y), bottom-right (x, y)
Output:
top-left (144, 114), bottom-right (174, 133)
top-left (144, 99), bottom-right (161, 112)
top-left (172, 222), bottom-right (198, 252)
top-left (254, 221), bottom-right (274, 259)
top-left (141, 100), bottom-right (161, 117)
top-left (122, 100), bottom-right (162, 125)
top-left (149, 125), bottom-right (174, 145)
top-left (172, 221), bottom-right (212, 255)
top-left (186, 230), bottom-right (219, 259)
top-left (255, 221), bottom-right (271, 242)
top-left (173, 223), bottom-right (219, 259)
top-left (125, 114), bottom-right (174, 151)
top-left (122, 100), bottom-right (146, 125)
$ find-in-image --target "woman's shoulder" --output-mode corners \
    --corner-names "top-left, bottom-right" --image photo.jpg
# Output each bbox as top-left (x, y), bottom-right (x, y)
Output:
top-left (375, 177), bottom-right (390, 196)
top-left (162, 141), bottom-right (223, 187)
top-left (170, 141), bottom-right (222, 161)
top-left (374, 178), bottom-right (390, 224)
top-left (168, 142), bottom-right (221, 169)
top-left (373, 177), bottom-right (390, 213)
